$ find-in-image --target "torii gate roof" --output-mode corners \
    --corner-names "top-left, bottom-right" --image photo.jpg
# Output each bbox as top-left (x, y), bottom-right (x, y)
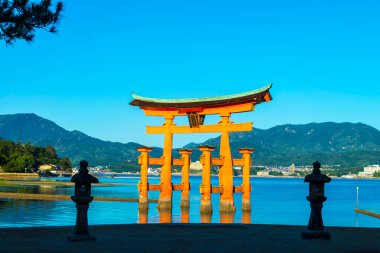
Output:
top-left (130, 84), bottom-right (272, 109)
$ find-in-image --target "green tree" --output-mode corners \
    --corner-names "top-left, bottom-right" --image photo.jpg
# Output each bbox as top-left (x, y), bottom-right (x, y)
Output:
top-left (269, 171), bottom-right (283, 176)
top-left (57, 156), bottom-right (71, 170)
top-left (373, 171), bottom-right (380, 178)
top-left (250, 167), bottom-right (265, 175)
top-left (0, 0), bottom-right (63, 45)
top-left (0, 139), bottom-right (72, 172)
top-left (45, 145), bottom-right (57, 159)
top-left (4, 154), bottom-right (34, 172)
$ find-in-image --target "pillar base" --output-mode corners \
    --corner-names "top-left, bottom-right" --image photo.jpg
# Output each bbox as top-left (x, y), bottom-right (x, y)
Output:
top-left (242, 211), bottom-right (251, 224)
top-left (219, 199), bottom-right (236, 212)
top-left (242, 200), bottom-right (251, 211)
top-left (200, 212), bottom-right (212, 223)
top-left (68, 234), bottom-right (96, 242)
top-left (138, 209), bottom-right (148, 224)
top-left (181, 207), bottom-right (190, 223)
top-left (159, 209), bottom-right (172, 223)
top-left (157, 198), bottom-right (172, 211)
top-left (180, 198), bottom-right (190, 208)
top-left (138, 198), bottom-right (148, 211)
top-left (200, 200), bottom-right (213, 214)
top-left (301, 230), bottom-right (331, 240)
top-left (220, 211), bottom-right (234, 223)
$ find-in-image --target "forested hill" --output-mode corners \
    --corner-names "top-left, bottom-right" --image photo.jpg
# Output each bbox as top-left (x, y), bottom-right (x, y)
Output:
top-left (1, 113), bottom-right (380, 168)
top-left (0, 113), bottom-right (162, 166)
top-left (185, 122), bottom-right (380, 168)
top-left (0, 139), bottom-right (71, 172)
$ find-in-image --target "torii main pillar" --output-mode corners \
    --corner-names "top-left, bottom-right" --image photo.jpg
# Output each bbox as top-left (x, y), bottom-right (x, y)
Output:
top-left (219, 112), bottom-right (235, 211)
top-left (130, 84), bottom-right (273, 211)
top-left (158, 115), bottom-right (175, 209)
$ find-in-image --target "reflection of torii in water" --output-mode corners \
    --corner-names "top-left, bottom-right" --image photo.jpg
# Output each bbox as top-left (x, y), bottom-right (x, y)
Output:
top-left (130, 84), bottom-right (273, 213)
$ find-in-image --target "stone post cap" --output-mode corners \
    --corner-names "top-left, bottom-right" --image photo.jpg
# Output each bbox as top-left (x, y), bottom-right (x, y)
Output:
top-left (304, 172), bottom-right (331, 183)
top-left (71, 173), bottom-right (99, 184)
top-left (304, 161), bottom-right (331, 183)
top-left (71, 160), bottom-right (99, 184)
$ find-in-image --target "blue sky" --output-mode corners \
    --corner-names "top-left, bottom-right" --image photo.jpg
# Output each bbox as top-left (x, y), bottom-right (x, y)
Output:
top-left (1, 0), bottom-right (379, 148)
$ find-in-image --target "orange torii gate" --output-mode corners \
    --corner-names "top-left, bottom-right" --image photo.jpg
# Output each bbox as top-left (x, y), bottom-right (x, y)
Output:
top-left (130, 84), bottom-right (273, 213)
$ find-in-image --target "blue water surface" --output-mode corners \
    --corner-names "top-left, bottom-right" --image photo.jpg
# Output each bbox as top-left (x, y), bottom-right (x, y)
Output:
top-left (0, 176), bottom-right (379, 228)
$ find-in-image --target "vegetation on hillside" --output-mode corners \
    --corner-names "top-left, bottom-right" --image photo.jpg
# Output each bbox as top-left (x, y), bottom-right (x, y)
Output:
top-left (109, 160), bottom-right (140, 173)
top-left (187, 122), bottom-right (380, 168)
top-left (1, 114), bottom-right (380, 171)
top-left (0, 139), bottom-right (71, 172)
top-left (0, 113), bottom-right (162, 166)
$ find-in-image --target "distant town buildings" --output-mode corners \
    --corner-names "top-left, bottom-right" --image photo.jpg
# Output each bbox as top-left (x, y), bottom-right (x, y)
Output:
top-left (148, 167), bottom-right (161, 175)
top-left (256, 171), bottom-right (269, 177)
top-left (358, 165), bottom-right (380, 178)
top-left (288, 163), bottom-right (296, 174)
top-left (190, 161), bottom-right (202, 171)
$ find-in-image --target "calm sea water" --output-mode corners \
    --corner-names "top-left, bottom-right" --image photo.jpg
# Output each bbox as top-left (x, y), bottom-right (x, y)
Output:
top-left (0, 176), bottom-right (379, 228)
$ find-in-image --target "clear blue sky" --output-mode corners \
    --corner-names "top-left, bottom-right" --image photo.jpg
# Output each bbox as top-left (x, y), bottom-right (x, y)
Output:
top-left (1, 0), bottom-right (379, 148)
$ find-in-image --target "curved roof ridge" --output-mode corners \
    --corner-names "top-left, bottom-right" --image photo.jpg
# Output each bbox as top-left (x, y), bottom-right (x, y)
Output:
top-left (131, 83), bottom-right (272, 104)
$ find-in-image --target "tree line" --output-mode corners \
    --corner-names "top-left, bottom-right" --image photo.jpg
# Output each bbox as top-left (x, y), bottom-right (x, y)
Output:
top-left (0, 139), bottom-right (71, 172)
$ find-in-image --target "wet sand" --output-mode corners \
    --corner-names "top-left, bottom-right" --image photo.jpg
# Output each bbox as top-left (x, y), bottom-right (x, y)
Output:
top-left (0, 224), bottom-right (379, 253)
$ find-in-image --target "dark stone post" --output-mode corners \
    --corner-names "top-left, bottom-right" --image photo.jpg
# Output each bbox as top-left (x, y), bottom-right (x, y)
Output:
top-left (301, 161), bottom-right (331, 240)
top-left (68, 160), bottom-right (99, 242)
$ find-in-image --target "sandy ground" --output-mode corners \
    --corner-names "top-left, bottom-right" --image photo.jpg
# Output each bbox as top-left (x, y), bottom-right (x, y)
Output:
top-left (0, 224), bottom-right (379, 253)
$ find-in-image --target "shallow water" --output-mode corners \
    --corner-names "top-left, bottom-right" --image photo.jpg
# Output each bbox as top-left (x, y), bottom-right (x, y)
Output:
top-left (0, 176), bottom-right (379, 228)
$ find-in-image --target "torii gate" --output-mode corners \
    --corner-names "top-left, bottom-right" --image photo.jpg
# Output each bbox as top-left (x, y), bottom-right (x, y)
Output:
top-left (130, 84), bottom-right (272, 213)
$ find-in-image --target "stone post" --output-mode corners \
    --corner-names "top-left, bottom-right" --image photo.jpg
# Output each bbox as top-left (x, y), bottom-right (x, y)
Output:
top-left (68, 160), bottom-right (99, 242)
top-left (302, 161), bottom-right (331, 240)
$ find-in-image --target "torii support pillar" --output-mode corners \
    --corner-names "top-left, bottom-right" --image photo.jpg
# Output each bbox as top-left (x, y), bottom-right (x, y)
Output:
top-left (138, 210), bottom-right (148, 224)
top-left (199, 145), bottom-right (214, 214)
top-left (157, 115), bottom-right (175, 211)
top-left (219, 113), bottom-right (236, 212)
top-left (137, 146), bottom-right (153, 211)
top-left (239, 148), bottom-right (254, 211)
top-left (179, 149), bottom-right (192, 208)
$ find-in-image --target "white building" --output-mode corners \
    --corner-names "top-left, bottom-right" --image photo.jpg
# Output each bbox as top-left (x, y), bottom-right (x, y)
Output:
top-left (358, 165), bottom-right (380, 178)
top-left (190, 161), bottom-right (202, 171)
top-left (257, 171), bottom-right (269, 177)
top-left (288, 163), bottom-right (296, 174)
top-left (364, 165), bottom-right (380, 173)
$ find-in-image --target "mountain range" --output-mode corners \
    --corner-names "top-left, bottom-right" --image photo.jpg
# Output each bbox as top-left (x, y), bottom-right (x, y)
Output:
top-left (1, 113), bottom-right (380, 168)
top-left (0, 113), bottom-right (162, 166)
top-left (185, 122), bottom-right (380, 167)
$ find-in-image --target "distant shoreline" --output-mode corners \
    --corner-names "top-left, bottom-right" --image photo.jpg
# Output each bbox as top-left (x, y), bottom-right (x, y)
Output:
top-left (103, 172), bottom-right (379, 180)
top-left (0, 172), bottom-right (378, 180)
